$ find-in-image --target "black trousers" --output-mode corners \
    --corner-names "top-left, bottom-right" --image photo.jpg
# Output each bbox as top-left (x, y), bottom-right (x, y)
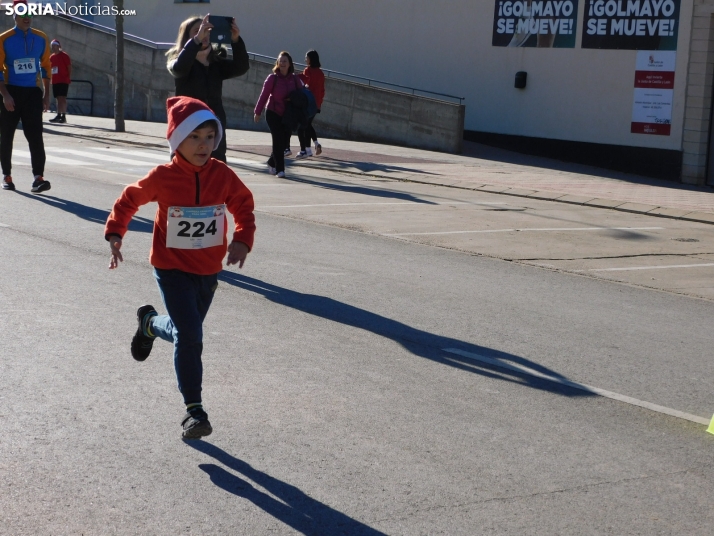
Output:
top-left (297, 110), bottom-right (319, 151)
top-left (211, 114), bottom-right (227, 163)
top-left (266, 110), bottom-right (290, 173)
top-left (0, 85), bottom-right (45, 177)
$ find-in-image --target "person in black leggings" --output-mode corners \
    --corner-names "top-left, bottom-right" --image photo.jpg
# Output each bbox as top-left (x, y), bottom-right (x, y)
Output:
top-left (0, 6), bottom-right (52, 193)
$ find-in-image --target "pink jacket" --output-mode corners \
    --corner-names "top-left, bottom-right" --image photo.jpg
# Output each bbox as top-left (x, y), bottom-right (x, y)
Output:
top-left (254, 72), bottom-right (303, 117)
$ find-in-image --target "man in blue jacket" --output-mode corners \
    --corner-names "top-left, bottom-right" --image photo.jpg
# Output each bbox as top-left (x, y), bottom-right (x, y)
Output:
top-left (0, 0), bottom-right (51, 192)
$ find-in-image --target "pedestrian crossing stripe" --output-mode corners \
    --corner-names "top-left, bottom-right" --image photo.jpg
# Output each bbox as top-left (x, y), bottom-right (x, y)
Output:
top-left (50, 148), bottom-right (158, 167)
top-left (13, 149), bottom-right (95, 166)
top-left (13, 146), bottom-right (267, 170)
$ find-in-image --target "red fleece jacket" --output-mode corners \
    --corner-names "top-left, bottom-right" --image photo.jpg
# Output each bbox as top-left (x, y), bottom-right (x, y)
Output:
top-left (105, 153), bottom-right (255, 275)
top-left (299, 66), bottom-right (325, 109)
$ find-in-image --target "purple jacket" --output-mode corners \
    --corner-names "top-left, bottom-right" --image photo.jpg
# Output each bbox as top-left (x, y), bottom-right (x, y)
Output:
top-left (254, 72), bottom-right (304, 117)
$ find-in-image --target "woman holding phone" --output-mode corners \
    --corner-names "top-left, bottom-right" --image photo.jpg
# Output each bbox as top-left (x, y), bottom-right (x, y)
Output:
top-left (166, 14), bottom-right (249, 162)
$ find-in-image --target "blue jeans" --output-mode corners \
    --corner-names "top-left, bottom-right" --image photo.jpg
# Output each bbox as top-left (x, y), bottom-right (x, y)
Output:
top-left (151, 268), bottom-right (218, 404)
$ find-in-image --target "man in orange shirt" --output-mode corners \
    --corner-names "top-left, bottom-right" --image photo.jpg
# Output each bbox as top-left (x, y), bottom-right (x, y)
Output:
top-left (48, 39), bottom-right (70, 123)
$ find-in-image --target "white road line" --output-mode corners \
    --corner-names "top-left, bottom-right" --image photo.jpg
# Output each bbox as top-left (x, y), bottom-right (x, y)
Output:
top-left (0, 222), bottom-right (9, 227)
top-left (387, 226), bottom-right (664, 236)
top-left (260, 202), bottom-right (422, 208)
top-left (91, 149), bottom-right (277, 169)
top-left (242, 183), bottom-right (298, 186)
top-left (47, 148), bottom-right (156, 167)
top-left (96, 168), bottom-right (144, 179)
top-left (443, 348), bottom-right (709, 425)
top-left (582, 263), bottom-right (714, 272)
top-left (89, 147), bottom-right (170, 162)
top-left (227, 157), bottom-right (268, 168)
top-left (258, 201), bottom-right (476, 208)
top-left (14, 150), bottom-right (95, 166)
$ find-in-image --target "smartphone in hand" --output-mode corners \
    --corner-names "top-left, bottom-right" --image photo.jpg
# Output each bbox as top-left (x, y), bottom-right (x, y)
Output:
top-left (208, 16), bottom-right (233, 44)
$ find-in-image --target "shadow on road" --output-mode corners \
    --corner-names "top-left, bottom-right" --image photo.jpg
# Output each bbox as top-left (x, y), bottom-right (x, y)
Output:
top-left (218, 272), bottom-right (594, 397)
top-left (284, 174), bottom-right (438, 205)
top-left (16, 192), bottom-right (154, 233)
top-left (185, 441), bottom-right (387, 535)
top-left (227, 144), bottom-right (440, 176)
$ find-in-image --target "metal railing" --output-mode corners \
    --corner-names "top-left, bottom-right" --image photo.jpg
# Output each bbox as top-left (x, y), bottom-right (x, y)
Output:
top-left (56, 14), bottom-right (173, 50)
top-left (247, 52), bottom-right (464, 105)
top-left (66, 79), bottom-right (94, 116)
top-left (57, 15), bottom-right (465, 105)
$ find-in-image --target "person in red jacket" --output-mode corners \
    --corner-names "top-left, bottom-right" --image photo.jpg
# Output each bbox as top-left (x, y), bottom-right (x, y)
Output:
top-left (296, 50), bottom-right (325, 158)
top-left (105, 96), bottom-right (255, 440)
top-left (48, 39), bottom-right (71, 123)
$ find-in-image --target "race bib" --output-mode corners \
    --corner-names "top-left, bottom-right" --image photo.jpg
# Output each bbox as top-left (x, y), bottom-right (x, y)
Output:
top-left (51, 66), bottom-right (58, 74)
top-left (13, 58), bottom-right (36, 74)
top-left (166, 205), bottom-right (225, 250)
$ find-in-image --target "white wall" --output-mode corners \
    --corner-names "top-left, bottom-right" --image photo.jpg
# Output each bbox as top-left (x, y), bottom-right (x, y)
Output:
top-left (88, 0), bottom-right (694, 151)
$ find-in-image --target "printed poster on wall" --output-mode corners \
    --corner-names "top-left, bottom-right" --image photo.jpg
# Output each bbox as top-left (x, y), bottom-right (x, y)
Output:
top-left (582, 0), bottom-right (680, 49)
top-left (631, 50), bottom-right (675, 135)
top-left (492, 0), bottom-right (578, 47)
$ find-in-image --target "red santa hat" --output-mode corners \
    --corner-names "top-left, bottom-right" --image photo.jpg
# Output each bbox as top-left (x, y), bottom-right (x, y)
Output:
top-left (166, 96), bottom-right (223, 155)
top-left (51, 39), bottom-right (61, 47)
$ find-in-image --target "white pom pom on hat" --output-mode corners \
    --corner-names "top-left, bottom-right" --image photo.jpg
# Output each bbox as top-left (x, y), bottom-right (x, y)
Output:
top-left (166, 96), bottom-right (223, 156)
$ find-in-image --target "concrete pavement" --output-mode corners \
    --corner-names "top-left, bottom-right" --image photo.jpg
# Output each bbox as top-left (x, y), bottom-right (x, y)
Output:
top-left (45, 114), bottom-right (714, 221)
top-left (1, 115), bottom-right (713, 534)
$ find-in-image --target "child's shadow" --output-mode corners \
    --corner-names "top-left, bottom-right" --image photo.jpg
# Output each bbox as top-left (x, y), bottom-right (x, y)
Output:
top-left (218, 272), bottom-right (594, 397)
top-left (186, 441), bottom-right (387, 535)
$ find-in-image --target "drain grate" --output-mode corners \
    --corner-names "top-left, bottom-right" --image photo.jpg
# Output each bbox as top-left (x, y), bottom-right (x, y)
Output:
top-left (670, 238), bottom-right (700, 242)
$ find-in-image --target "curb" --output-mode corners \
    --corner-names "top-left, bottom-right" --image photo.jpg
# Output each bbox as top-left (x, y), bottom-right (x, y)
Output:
top-left (50, 126), bottom-right (714, 226)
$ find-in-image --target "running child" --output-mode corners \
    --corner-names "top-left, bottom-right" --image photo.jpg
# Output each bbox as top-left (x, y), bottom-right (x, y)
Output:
top-left (105, 96), bottom-right (256, 439)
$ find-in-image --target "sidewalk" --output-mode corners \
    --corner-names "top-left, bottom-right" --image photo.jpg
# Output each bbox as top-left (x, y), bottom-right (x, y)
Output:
top-left (45, 115), bottom-right (714, 224)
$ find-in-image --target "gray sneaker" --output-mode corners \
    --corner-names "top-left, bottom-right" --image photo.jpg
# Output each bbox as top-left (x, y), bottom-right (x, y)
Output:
top-left (182, 409), bottom-right (213, 439)
top-left (31, 177), bottom-right (51, 193)
top-left (2, 176), bottom-right (15, 191)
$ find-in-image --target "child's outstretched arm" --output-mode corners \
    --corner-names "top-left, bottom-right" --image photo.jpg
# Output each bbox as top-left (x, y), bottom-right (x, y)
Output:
top-left (108, 236), bottom-right (123, 269)
top-left (225, 173), bottom-right (256, 267)
top-left (226, 241), bottom-right (249, 268)
top-left (104, 168), bottom-right (159, 270)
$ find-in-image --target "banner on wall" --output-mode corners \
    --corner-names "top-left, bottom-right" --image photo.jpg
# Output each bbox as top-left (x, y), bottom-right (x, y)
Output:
top-left (582, 0), bottom-right (680, 49)
top-left (631, 51), bottom-right (675, 135)
top-left (492, 0), bottom-right (578, 47)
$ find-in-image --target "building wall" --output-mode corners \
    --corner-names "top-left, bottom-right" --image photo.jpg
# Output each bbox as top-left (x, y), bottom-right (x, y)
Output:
top-left (11, 14), bottom-right (464, 153)
top-left (89, 0), bottom-right (694, 156)
top-left (684, 1), bottom-right (714, 184)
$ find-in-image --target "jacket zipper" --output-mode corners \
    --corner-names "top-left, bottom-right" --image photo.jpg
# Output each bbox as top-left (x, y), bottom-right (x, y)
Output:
top-left (195, 172), bottom-right (200, 205)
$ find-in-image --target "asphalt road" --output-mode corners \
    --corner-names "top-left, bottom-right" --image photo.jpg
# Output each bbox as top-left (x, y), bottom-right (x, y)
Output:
top-left (1, 134), bottom-right (713, 535)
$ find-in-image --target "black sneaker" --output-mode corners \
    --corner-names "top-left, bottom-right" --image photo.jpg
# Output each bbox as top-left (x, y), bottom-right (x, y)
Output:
top-left (182, 409), bottom-right (213, 439)
top-left (58, 115), bottom-right (66, 124)
top-left (30, 178), bottom-right (51, 193)
top-left (131, 304), bottom-right (157, 361)
top-left (2, 176), bottom-right (15, 191)
top-left (48, 114), bottom-right (62, 123)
